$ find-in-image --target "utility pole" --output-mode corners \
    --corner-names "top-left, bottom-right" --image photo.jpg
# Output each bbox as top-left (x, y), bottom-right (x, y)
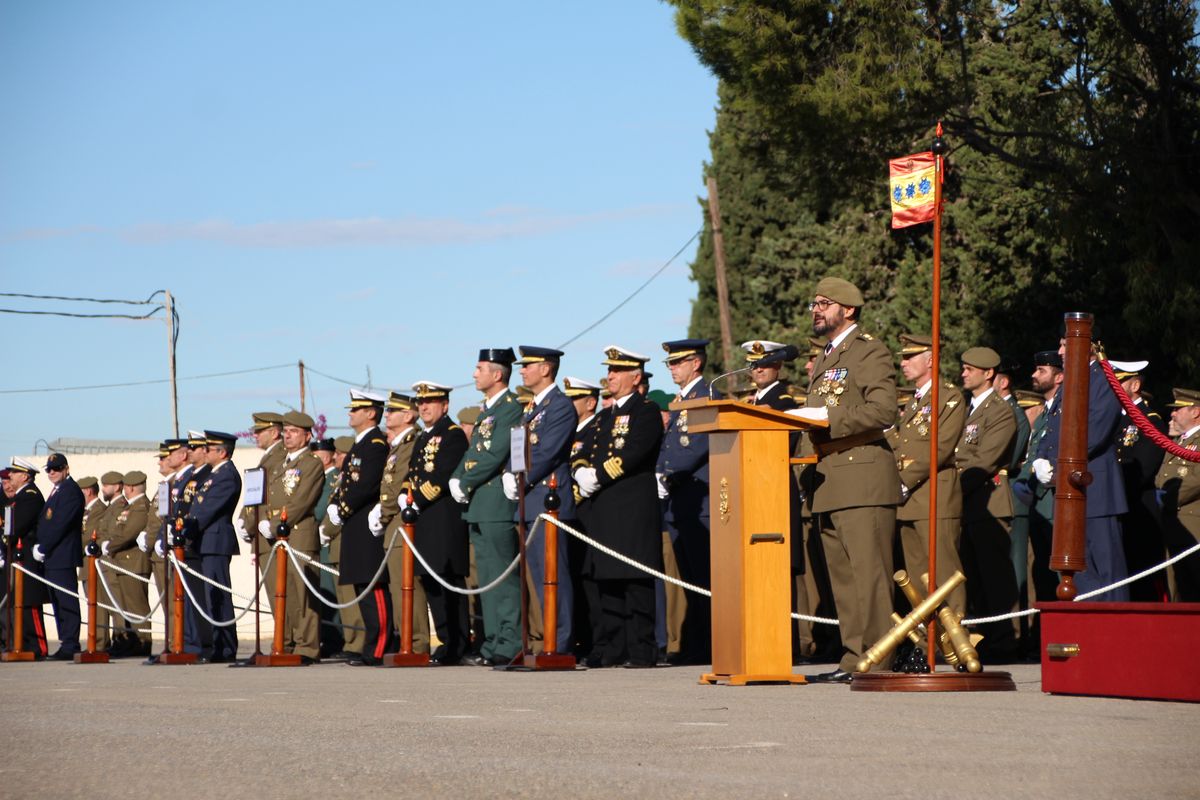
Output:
top-left (165, 291), bottom-right (179, 437)
top-left (706, 176), bottom-right (735, 373)
top-left (299, 360), bottom-right (306, 413)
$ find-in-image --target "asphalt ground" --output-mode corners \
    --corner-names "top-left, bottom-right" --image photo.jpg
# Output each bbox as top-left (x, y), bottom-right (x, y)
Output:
top-left (0, 655), bottom-right (1196, 800)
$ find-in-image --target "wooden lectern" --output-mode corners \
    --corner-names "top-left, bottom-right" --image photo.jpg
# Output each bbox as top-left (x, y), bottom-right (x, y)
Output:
top-left (673, 399), bottom-right (825, 686)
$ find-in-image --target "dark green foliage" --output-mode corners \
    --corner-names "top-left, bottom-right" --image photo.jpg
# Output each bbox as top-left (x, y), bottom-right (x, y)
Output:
top-left (671, 0), bottom-right (1200, 393)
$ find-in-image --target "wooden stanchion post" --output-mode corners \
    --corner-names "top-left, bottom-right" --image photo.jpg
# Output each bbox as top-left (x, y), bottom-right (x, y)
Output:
top-left (380, 490), bottom-right (429, 667)
top-left (156, 519), bottom-right (197, 665)
top-left (528, 475), bottom-right (575, 670)
top-left (75, 532), bottom-right (109, 664)
top-left (1051, 312), bottom-right (1093, 599)
top-left (1, 540), bottom-right (34, 662)
top-left (253, 509), bottom-right (302, 666)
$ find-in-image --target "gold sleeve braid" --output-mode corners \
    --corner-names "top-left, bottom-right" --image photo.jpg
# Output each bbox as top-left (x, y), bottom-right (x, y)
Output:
top-left (603, 457), bottom-right (624, 480)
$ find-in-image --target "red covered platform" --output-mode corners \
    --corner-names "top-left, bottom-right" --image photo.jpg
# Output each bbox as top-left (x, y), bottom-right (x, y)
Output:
top-left (1039, 601), bottom-right (1200, 703)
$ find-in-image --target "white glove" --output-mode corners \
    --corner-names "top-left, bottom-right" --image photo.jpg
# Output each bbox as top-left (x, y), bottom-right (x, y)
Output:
top-left (449, 478), bottom-right (467, 504)
top-left (785, 406), bottom-right (830, 423)
top-left (1033, 458), bottom-right (1054, 485)
top-left (656, 473), bottom-right (669, 500)
top-left (101, 540), bottom-right (110, 556)
top-left (574, 467), bottom-right (600, 498)
top-left (0, 554), bottom-right (5, 568)
top-left (259, 519), bottom-right (275, 540)
top-left (501, 471), bottom-right (518, 501)
top-left (155, 539), bottom-right (165, 558)
top-left (398, 493), bottom-right (412, 512)
top-left (136, 531), bottom-right (149, 552)
top-left (234, 516), bottom-right (247, 538)
top-left (319, 524), bottom-right (331, 547)
top-left (32, 544), bottom-right (45, 563)
top-left (367, 503), bottom-right (383, 534)
top-left (900, 483), bottom-right (911, 502)
top-left (326, 504), bottom-right (342, 526)
top-left (370, 520), bottom-right (384, 538)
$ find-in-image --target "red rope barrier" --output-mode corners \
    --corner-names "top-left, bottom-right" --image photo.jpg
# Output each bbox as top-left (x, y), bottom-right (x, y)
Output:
top-left (1099, 360), bottom-right (1200, 462)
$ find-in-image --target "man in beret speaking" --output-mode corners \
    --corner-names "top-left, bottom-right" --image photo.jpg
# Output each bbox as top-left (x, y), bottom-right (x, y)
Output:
top-left (788, 277), bottom-right (900, 683)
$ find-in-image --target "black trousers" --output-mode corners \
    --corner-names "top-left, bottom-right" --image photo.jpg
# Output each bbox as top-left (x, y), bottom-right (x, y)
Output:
top-left (354, 582), bottom-right (393, 664)
top-left (421, 574), bottom-right (468, 663)
top-left (597, 578), bottom-right (656, 666)
top-left (45, 566), bottom-right (81, 653)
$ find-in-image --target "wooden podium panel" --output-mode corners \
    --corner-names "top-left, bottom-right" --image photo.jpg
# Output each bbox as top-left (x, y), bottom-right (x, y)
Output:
top-left (677, 400), bottom-right (823, 685)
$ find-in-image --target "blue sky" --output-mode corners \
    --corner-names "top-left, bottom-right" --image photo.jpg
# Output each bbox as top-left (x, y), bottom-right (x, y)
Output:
top-left (0, 2), bottom-right (717, 450)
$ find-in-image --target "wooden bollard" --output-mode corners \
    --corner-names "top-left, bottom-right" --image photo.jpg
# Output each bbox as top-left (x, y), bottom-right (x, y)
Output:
top-left (528, 474), bottom-right (575, 670)
top-left (254, 508), bottom-right (302, 666)
top-left (1051, 312), bottom-right (1092, 599)
top-left (156, 518), bottom-right (197, 664)
top-left (74, 532), bottom-right (110, 664)
top-left (380, 490), bottom-right (429, 667)
top-left (1, 540), bottom-right (35, 662)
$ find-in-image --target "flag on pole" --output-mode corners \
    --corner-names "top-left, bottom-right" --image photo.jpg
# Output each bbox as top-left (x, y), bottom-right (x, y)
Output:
top-left (889, 151), bottom-right (936, 229)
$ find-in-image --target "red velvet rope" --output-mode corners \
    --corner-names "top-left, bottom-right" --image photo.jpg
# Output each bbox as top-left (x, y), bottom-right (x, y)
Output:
top-left (1099, 359), bottom-right (1200, 462)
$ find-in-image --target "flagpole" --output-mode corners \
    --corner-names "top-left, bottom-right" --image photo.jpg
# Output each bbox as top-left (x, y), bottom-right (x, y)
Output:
top-left (927, 121), bottom-right (947, 669)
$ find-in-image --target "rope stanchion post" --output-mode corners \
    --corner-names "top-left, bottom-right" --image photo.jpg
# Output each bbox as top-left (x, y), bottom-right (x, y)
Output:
top-left (379, 491), bottom-right (429, 667)
top-left (156, 519), bottom-right (197, 665)
top-left (1051, 312), bottom-right (1093, 599)
top-left (74, 532), bottom-right (110, 664)
top-left (527, 475), bottom-right (574, 670)
top-left (1, 540), bottom-right (34, 662)
top-left (252, 510), bottom-right (302, 667)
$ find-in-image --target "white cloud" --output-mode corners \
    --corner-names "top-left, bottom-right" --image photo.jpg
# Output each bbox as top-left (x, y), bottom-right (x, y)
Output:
top-left (8, 205), bottom-right (682, 249)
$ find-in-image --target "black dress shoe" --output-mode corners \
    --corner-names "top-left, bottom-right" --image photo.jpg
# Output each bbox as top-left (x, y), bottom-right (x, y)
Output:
top-left (622, 660), bottom-right (656, 669)
top-left (806, 669), bottom-right (853, 684)
top-left (299, 655), bottom-right (318, 665)
top-left (459, 653), bottom-right (488, 667)
top-left (50, 649), bottom-right (77, 661)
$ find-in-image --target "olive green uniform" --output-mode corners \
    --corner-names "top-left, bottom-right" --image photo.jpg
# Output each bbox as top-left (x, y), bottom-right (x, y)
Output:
top-left (888, 382), bottom-right (967, 614)
top-left (807, 329), bottom-right (900, 673)
top-left (263, 449), bottom-right (326, 659)
top-left (322, 474), bottom-right (365, 656)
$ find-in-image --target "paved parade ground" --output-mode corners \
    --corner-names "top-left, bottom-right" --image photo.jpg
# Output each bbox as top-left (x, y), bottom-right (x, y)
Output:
top-left (0, 656), bottom-right (1196, 799)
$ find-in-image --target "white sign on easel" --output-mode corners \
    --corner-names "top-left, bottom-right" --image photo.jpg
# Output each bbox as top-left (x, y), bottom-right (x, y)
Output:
top-left (243, 468), bottom-right (266, 506)
top-left (157, 481), bottom-right (170, 516)
top-left (509, 427), bottom-right (527, 474)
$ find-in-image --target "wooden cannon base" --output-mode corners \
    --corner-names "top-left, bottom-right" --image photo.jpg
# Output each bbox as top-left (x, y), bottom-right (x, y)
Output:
top-left (851, 670), bottom-right (1016, 692)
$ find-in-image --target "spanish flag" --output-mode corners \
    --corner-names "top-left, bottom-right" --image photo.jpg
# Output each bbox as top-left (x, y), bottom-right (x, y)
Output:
top-left (889, 151), bottom-right (937, 229)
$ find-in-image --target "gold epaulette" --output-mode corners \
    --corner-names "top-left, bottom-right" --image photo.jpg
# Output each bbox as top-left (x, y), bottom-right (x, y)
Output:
top-left (370, 436), bottom-right (387, 445)
top-left (859, 332), bottom-right (874, 341)
top-left (602, 457), bottom-right (624, 480)
top-left (448, 424), bottom-right (461, 432)
top-left (419, 482), bottom-right (441, 502)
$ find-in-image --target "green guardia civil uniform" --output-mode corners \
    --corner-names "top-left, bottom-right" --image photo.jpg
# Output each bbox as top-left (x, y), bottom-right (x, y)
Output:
top-left (806, 317), bottom-right (900, 673)
top-left (887, 377), bottom-right (967, 615)
top-left (451, 388), bottom-right (523, 661)
top-left (262, 447), bottom-right (325, 659)
top-left (378, 422), bottom-right (430, 654)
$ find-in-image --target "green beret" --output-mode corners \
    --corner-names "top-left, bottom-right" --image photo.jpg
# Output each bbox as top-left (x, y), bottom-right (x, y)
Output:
top-left (100, 471), bottom-right (125, 486)
top-left (122, 470), bottom-right (147, 486)
top-left (334, 436), bottom-right (354, 454)
top-left (814, 277), bottom-right (865, 307)
top-left (77, 476), bottom-right (98, 490)
top-left (647, 389), bottom-right (673, 412)
top-left (961, 346), bottom-right (1002, 370)
top-left (282, 410), bottom-right (315, 430)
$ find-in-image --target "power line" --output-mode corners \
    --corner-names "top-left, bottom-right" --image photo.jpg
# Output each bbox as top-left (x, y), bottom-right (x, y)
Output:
top-left (0, 306), bottom-right (165, 320)
top-left (0, 290), bottom-right (164, 305)
top-left (0, 363), bottom-right (293, 395)
top-left (555, 229), bottom-right (701, 349)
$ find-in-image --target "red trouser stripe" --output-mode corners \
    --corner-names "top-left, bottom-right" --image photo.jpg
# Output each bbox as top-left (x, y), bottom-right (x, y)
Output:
top-left (31, 609), bottom-right (48, 656)
top-left (373, 588), bottom-right (388, 659)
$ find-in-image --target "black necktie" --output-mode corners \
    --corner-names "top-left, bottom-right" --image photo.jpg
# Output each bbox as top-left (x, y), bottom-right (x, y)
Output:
top-left (824, 343), bottom-right (833, 356)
